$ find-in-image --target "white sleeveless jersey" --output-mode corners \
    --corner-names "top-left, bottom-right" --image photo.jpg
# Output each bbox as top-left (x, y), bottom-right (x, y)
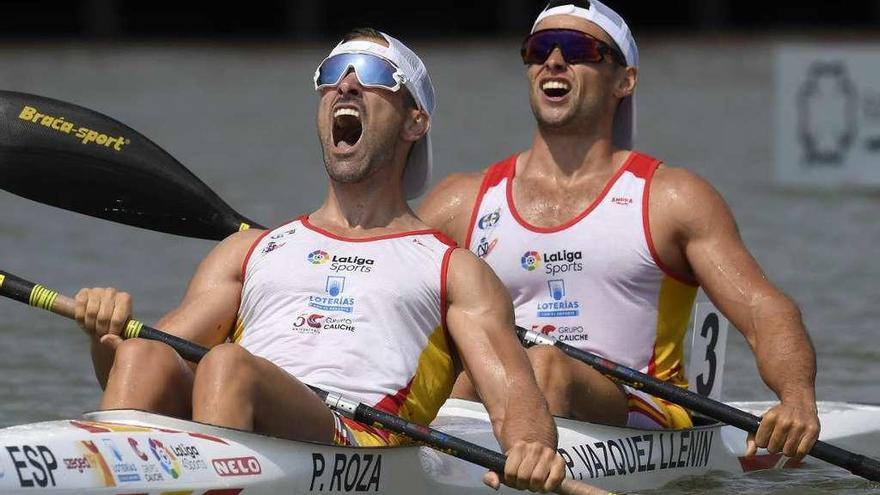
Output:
top-left (466, 153), bottom-right (698, 387)
top-left (235, 216), bottom-right (457, 426)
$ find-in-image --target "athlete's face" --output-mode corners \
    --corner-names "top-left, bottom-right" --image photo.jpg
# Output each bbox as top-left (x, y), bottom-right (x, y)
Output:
top-left (316, 43), bottom-right (427, 187)
top-left (525, 16), bottom-right (636, 133)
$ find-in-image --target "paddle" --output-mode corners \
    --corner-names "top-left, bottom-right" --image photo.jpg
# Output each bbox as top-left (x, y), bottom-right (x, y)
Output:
top-left (0, 90), bottom-right (263, 240)
top-left (0, 269), bottom-right (608, 495)
top-left (2, 91), bottom-right (878, 484)
top-left (515, 326), bottom-right (880, 483)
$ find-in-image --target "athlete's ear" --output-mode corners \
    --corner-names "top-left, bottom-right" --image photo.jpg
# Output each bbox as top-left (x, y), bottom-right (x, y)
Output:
top-left (614, 66), bottom-right (638, 99)
top-left (402, 108), bottom-right (430, 143)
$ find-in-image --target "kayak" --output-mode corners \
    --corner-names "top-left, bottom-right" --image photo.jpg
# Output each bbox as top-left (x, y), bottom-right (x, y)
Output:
top-left (0, 399), bottom-right (877, 494)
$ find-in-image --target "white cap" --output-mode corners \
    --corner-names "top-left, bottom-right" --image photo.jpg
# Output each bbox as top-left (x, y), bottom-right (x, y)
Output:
top-left (325, 32), bottom-right (435, 200)
top-left (532, 1), bottom-right (638, 149)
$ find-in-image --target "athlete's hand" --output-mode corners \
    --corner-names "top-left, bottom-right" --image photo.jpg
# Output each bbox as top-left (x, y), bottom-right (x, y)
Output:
top-left (746, 399), bottom-right (820, 461)
top-left (483, 440), bottom-right (565, 493)
top-left (74, 287), bottom-right (132, 350)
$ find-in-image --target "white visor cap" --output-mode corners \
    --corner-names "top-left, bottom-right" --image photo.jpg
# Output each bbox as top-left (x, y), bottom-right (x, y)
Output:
top-left (532, 1), bottom-right (638, 149)
top-left (324, 32), bottom-right (435, 200)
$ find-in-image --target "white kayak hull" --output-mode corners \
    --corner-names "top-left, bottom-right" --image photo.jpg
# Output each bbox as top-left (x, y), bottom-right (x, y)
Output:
top-left (0, 399), bottom-right (877, 494)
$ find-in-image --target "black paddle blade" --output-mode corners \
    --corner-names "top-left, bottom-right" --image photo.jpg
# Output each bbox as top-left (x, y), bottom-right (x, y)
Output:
top-left (0, 90), bottom-right (263, 240)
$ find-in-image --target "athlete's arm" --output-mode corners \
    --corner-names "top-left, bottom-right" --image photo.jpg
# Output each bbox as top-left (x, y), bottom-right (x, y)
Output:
top-left (78, 229), bottom-right (263, 388)
top-left (444, 248), bottom-right (565, 492)
top-left (651, 167), bottom-right (819, 460)
top-left (417, 172), bottom-right (483, 245)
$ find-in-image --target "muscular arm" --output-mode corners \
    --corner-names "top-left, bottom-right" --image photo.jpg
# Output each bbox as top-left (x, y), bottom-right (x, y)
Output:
top-left (651, 167), bottom-right (818, 457)
top-left (89, 229), bottom-right (263, 386)
top-left (417, 172), bottom-right (483, 245)
top-left (653, 168), bottom-right (816, 402)
top-left (444, 249), bottom-right (557, 451)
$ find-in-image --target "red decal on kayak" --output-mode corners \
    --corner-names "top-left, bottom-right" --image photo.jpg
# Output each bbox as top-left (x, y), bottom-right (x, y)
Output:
top-left (189, 432), bottom-right (229, 444)
top-left (80, 440), bottom-right (116, 487)
top-left (70, 420), bottom-right (112, 433)
top-left (738, 454), bottom-right (802, 471)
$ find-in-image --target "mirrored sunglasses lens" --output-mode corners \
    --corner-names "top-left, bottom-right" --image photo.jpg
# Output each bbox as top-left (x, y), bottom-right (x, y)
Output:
top-left (317, 54), bottom-right (398, 89)
top-left (522, 34), bottom-right (554, 64)
top-left (523, 30), bottom-right (604, 64)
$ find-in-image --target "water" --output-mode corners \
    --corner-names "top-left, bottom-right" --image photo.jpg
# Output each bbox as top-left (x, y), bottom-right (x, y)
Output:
top-left (0, 38), bottom-right (878, 493)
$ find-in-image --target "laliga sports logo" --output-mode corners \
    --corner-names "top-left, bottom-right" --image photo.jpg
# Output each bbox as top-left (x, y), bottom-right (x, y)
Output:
top-left (521, 251), bottom-right (541, 271)
top-left (148, 438), bottom-right (181, 479)
top-left (308, 250), bottom-right (330, 264)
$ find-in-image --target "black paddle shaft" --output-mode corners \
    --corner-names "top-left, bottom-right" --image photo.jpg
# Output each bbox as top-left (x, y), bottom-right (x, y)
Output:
top-left (307, 386), bottom-right (509, 473)
top-left (515, 326), bottom-right (880, 482)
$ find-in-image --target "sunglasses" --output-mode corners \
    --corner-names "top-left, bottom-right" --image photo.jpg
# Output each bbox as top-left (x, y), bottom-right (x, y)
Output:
top-left (521, 29), bottom-right (626, 67)
top-left (314, 52), bottom-right (408, 93)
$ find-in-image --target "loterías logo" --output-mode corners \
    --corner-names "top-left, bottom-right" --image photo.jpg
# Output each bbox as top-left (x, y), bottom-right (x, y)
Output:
top-left (308, 250), bottom-right (330, 264)
top-left (521, 251), bottom-right (542, 271)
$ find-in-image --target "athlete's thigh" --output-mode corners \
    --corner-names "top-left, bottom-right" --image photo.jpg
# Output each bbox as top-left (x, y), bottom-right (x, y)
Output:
top-left (247, 355), bottom-right (337, 442)
top-left (566, 357), bottom-right (628, 425)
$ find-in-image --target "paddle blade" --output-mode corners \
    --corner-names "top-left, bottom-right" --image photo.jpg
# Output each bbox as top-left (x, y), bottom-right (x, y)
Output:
top-left (0, 90), bottom-right (263, 240)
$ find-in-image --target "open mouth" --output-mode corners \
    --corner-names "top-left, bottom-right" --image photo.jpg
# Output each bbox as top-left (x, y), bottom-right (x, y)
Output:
top-left (541, 80), bottom-right (571, 99)
top-left (332, 107), bottom-right (363, 149)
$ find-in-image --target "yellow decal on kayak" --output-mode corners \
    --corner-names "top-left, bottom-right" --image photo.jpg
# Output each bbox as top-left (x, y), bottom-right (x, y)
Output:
top-left (239, 222), bottom-right (251, 232)
top-left (18, 105), bottom-right (131, 151)
top-left (80, 440), bottom-right (116, 487)
top-left (28, 284), bottom-right (58, 311)
top-left (0, 274), bottom-right (5, 288)
top-left (124, 320), bottom-right (144, 339)
top-left (71, 419), bottom-right (154, 433)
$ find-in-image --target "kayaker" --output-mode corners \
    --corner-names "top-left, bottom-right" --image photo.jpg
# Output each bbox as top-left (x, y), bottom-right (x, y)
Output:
top-left (417, 0), bottom-right (821, 461)
top-left (76, 29), bottom-right (566, 492)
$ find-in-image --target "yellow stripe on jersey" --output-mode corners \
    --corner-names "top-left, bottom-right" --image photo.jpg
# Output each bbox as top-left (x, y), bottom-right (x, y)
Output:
top-left (231, 318), bottom-right (246, 343)
top-left (627, 395), bottom-right (670, 427)
top-left (652, 276), bottom-right (698, 388)
top-left (396, 325), bottom-right (455, 426)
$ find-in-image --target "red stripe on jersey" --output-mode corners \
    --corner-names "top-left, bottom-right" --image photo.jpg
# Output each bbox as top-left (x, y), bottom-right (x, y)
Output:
top-left (464, 155), bottom-right (517, 249)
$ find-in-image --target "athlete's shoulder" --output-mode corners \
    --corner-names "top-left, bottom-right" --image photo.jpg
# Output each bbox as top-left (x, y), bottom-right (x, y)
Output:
top-left (419, 155), bottom-right (517, 215)
top-left (425, 170), bottom-right (486, 204)
top-left (652, 164), bottom-right (726, 203)
top-left (651, 164), bottom-right (736, 231)
top-left (217, 228), bottom-right (267, 252)
top-left (417, 157), bottom-right (510, 244)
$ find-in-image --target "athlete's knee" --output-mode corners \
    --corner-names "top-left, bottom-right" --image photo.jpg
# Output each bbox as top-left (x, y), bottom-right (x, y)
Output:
top-left (196, 343), bottom-right (257, 384)
top-left (114, 338), bottom-right (179, 369)
top-left (526, 345), bottom-right (570, 383)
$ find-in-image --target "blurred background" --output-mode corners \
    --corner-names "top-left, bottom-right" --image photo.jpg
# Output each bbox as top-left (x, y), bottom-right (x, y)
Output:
top-left (0, 2), bottom-right (878, 492)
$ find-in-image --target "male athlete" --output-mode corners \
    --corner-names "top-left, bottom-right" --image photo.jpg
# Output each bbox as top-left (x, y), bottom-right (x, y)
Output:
top-left (418, 1), bottom-right (820, 461)
top-left (77, 29), bottom-right (567, 492)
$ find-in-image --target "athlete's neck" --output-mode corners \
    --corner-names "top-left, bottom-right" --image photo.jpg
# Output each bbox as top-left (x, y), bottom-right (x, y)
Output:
top-left (310, 177), bottom-right (422, 235)
top-left (524, 126), bottom-right (621, 179)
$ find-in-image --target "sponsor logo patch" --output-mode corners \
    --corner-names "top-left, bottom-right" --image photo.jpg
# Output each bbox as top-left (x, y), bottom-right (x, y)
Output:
top-left (212, 456), bottom-right (263, 477)
top-left (536, 279), bottom-right (580, 318)
top-left (309, 276), bottom-right (355, 313)
top-left (308, 250), bottom-right (330, 264)
top-left (148, 438), bottom-right (181, 479)
top-left (521, 251), bottom-right (541, 271)
top-left (478, 208), bottom-right (501, 230)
